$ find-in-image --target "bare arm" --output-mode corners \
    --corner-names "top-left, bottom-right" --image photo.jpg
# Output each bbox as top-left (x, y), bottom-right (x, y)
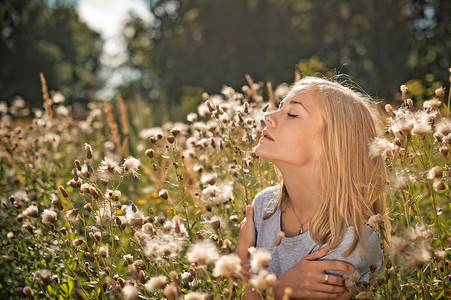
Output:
top-left (236, 206), bottom-right (261, 300)
top-left (274, 250), bottom-right (352, 299)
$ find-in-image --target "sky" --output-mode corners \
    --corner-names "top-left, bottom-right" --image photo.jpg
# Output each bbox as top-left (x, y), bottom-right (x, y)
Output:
top-left (77, 0), bottom-right (154, 98)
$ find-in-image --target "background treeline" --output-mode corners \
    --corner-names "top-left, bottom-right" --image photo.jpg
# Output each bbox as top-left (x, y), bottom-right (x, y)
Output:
top-left (1, 0), bottom-right (450, 118)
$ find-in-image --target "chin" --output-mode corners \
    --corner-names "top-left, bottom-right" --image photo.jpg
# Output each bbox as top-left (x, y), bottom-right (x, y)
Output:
top-left (254, 146), bottom-right (271, 161)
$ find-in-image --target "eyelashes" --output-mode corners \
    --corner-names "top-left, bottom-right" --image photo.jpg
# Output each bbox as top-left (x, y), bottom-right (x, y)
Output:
top-left (287, 113), bottom-right (298, 118)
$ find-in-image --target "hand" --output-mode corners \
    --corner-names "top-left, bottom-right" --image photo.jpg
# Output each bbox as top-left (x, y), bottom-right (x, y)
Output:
top-left (275, 249), bottom-right (352, 299)
top-left (236, 205), bottom-right (260, 300)
top-left (236, 205), bottom-right (256, 271)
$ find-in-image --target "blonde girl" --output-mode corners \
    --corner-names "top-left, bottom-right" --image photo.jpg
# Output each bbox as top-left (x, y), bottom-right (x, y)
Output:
top-left (237, 77), bottom-right (389, 299)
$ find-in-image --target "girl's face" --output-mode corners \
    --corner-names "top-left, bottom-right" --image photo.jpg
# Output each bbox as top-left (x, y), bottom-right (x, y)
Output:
top-left (255, 86), bottom-right (324, 169)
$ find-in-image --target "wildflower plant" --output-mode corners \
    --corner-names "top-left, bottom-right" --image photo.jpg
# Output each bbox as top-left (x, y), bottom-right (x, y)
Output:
top-left (0, 71), bottom-right (450, 299)
top-left (368, 81), bottom-right (451, 299)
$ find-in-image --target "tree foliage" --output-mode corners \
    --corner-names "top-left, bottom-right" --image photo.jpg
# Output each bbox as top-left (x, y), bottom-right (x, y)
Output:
top-left (0, 0), bottom-right (103, 106)
top-left (122, 0), bottom-right (449, 107)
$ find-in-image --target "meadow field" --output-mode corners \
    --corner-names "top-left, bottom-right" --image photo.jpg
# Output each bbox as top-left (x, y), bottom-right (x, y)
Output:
top-left (0, 73), bottom-right (450, 299)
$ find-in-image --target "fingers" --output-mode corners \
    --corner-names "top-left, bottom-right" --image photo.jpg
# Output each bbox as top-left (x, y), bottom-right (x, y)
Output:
top-left (239, 206), bottom-right (254, 229)
top-left (303, 248), bottom-right (328, 261)
top-left (318, 274), bottom-right (345, 286)
top-left (317, 260), bottom-right (353, 272)
top-left (316, 283), bottom-right (346, 294)
top-left (246, 205), bottom-right (253, 222)
top-left (294, 291), bottom-right (346, 299)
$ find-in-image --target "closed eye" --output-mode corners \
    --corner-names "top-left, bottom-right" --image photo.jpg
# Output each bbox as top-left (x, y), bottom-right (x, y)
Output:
top-left (287, 113), bottom-right (298, 118)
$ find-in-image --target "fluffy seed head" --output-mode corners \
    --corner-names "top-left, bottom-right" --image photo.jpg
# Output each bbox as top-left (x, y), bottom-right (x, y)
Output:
top-left (35, 270), bottom-right (51, 286)
top-left (99, 245), bottom-right (109, 258)
top-left (427, 166), bottom-right (443, 179)
top-left (406, 242), bottom-right (431, 269)
top-left (122, 284), bottom-right (139, 300)
top-left (213, 254), bottom-right (241, 277)
top-left (249, 269), bottom-right (277, 290)
top-left (23, 205), bottom-right (38, 218)
top-left (369, 138), bottom-right (394, 158)
top-left (146, 275), bottom-right (167, 292)
top-left (187, 240), bottom-right (220, 266)
top-left (435, 87), bottom-right (445, 98)
top-left (343, 268), bottom-right (360, 289)
top-left (99, 157), bottom-right (122, 174)
top-left (41, 209), bottom-right (57, 224)
top-left (123, 156), bottom-right (140, 177)
top-left (436, 118), bottom-right (451, 136)
top-left (423, 98), bottom-right (442, 111)
top-left (163, 283), bottom-right (178, 300)
top-left (185, 292), bottom-right (209, 300)
top-left (249, 247), bottom-right (272, 273)
top-left (65, 209), bottom-right (79, 222)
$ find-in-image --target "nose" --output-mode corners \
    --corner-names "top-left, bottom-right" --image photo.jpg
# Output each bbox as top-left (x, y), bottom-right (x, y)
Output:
top-left (264, 111), bottom-right (276, 127)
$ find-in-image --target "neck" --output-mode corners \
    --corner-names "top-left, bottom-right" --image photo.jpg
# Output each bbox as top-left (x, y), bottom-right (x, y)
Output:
top-left (277, 161), bottom-right (320, 218)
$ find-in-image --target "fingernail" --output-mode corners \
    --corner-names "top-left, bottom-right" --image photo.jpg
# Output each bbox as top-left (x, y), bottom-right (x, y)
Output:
top-left (246, 205), bottom-right (252, 212)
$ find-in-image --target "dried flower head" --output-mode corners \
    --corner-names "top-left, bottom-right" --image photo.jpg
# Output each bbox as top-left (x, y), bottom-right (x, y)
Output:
top-left (23, 286), bottom-right (34, 299)
top-left (435, 87), bottom-right (445, 98)
top-left (85, 143), bottom-right (93, 159)
top-left (433, 179), bottom-right (445, 191)
top-left (427, 166), bottom-right (443, 179)
top-left (213, 254), bottom-right (241, 277)
top-left (99, 245), bottom-right (109, 258)
top-left (124, 204), bottom-right (145, 227)
top-left (99, 157), bottom-right (122, 174)
top-left (106, 189), bottom-right (121, 201)
top-left (249, 269), bottom-right (277, 290)
top-left (201, 181), bottom-right (234, 205)
top-left (343, 268), bottom-right (360, 290)
top-left (436, 118), bottom-right (451, 136)
top-left (158, 189), bottom-right (169, 200)
top-left (200, 173), bottom-right (218, 185)
top-left (411, 112), bottom-right (433, 140)
top-left (58, 186), bottom-right (68, 198)
top-left (23, 205), bottom-right (38, 218)
top-left (185, 292), bottom-right (209, 300)
top-left (41, 209), bottom-right (57, 224)
top-left (123, 254), bottom-right (133, 266)
top-left (406, 242), bottom-right (431, 269)
top-left (146, 275), bottom-right (167, 292)
top-left (123, 156), bottom-right (140, 177)
top-left (163, 282), bottom-right (178, 300)
top-left (400, 84), bottom-right (407, 97)
top-left (35, 270), bottom-right (51, 286)
top-left (187, 240), bottom-right (220, 266)
top-left (122, 284), bottom-right (139, 300)
top-left (423, 98), bottom-right (442, 111)
top-left (249, 247), bottom-right (272, 273)
top-left (65, 209), bottom-right (79, 222)
top-left (369, 137), bottom-right (395, 158)
top-left (187, 113), bottom-right (198, 122)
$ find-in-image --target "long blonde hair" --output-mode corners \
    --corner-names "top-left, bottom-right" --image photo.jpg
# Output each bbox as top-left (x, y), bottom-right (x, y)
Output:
top-left (264, 77), bottom-right (389, 256)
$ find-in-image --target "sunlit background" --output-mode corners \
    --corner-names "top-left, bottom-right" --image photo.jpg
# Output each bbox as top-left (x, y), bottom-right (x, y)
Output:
top-left (0, 0), bottom-right (450, 121)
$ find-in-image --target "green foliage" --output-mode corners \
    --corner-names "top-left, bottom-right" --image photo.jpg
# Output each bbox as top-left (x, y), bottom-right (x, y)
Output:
top-left (0, 0), bottom-right (103, 106)
top-left (122, 0), bottom-right (449, 109)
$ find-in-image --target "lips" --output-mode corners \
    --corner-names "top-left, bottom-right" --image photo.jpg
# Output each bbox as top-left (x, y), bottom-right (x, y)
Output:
top-left (262, 129), bottom-right (274, 141)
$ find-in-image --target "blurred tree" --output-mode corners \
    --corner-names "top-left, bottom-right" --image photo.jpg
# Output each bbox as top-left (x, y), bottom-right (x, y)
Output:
top-left (122, 0), bottom-right (449, 108)
top-left (403, 0), bottom-right (451, 84)
top-left (0, 0), bottom-right (103, 106)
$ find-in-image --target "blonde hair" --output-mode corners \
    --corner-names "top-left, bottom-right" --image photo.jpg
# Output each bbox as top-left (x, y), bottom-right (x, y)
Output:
top-left (264, 76), bottom-right (389, 256)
